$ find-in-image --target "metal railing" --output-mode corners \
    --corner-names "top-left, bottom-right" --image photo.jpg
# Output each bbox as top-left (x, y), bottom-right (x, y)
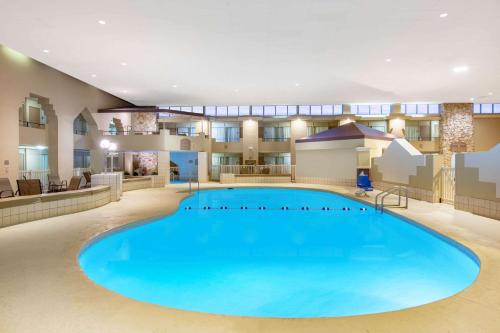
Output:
top-left (170, 167), bottom-right (180, 181)
top-left (18, 169), bottom-right (50, 191)
top-left (212, 164), bottom-right (295, 181)
top-left (19, 120), bottom-right (46, 129)
top-left (375, 186), bottom-right (408, 212)
top-left (101, 130), bottom-right (160, 136)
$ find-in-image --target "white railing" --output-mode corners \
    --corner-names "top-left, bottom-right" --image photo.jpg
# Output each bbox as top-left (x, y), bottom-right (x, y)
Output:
top-left (73, 167), bottom-right (91, 176)
top-left (211, 164), bottom-right (295, 181)
top-left (18, 169), bottom-right (50, 191)
top-left (439, 167), bottom-right (455, 204)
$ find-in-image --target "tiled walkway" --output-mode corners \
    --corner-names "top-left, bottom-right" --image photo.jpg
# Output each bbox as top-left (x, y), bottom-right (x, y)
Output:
top-left (1, 183), bottom-right (499, 333)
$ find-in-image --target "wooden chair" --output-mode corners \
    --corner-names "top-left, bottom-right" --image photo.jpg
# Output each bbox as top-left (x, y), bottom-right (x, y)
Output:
top-left (0, 178), bottom-right (15, 198)
top-left (16, 179), bottom-right (42, 196)
top-left (82, 171), bottom-right (92, 188)
top-left (67, 176), bottom-right (82, 191)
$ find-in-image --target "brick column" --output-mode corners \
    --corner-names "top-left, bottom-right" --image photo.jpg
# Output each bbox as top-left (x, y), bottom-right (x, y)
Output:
top-left (440, 103), bottom-right (474, 166)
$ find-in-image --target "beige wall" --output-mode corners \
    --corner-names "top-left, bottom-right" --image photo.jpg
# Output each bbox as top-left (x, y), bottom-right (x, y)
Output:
top-left (474, 117), bottom-right (500, 152)
top-left (0, 45), bottom-right (132, 185)
top-left (19, 126), bottom-right (48, 147)
top-left (290, 118), bottom-right (307, 164)
top-left (242, 118), bottom-right (259, 162)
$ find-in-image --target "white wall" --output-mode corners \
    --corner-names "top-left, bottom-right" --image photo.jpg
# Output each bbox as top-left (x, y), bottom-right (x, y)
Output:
top-left (296, 148), bottom-right (357, 180)
top-left (373, 139), bottom-right (426, 184)
top-left (464, 143), bottom-right (500, 197)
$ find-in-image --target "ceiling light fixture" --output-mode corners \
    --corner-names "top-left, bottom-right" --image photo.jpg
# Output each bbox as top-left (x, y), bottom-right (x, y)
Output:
top-left (440, 13), bottom-right (448, 18)
top-left (172, 84), bottom-right (178, 88)
top-left (470, 98), bottom-right (475, 101)
top-left (233, 88), bottom-right (240, 93)
top-left (294, 83), bottom-right (300, 87)
top-left (123, 90), bottom-right (128, 93)
top-left (385, 58), bottom-right (392, 63)
top-left (488, 92), bottom-right (493, 96)
top-left (453, 66), bottom-right (469, 73)
top-left (91, 74), bottom-right (97, 78)
top-left (42, 49), bottom-right (50, 53)
top-left (98, 20), bottom-right (106, 25)
top-left (120, 62), bottom-right (127, 66)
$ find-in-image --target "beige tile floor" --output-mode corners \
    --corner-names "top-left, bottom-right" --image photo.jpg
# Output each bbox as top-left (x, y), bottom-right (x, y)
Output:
top-left (1, 183), bottom-right (500, 333)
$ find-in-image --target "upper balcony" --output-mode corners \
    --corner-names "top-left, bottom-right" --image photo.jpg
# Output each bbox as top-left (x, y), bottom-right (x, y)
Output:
top-left (98, 129), bottom-right (210, 152)
top-left (258, 138), bottom-right (291, 152)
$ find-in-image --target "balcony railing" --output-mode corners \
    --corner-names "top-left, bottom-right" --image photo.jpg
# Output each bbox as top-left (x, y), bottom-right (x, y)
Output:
top-left (405, 135), bottom-right (440, 142)
top-left (260, 137), bottom-right (290, 142)
top-left (19, 120), bottom-right (46, 129)
top-left (101, 130), bottom-right (160, 136)
top-left (18, 169), bottom-right (50, 192)
top-left (212, 164), bottom-right (295, 181)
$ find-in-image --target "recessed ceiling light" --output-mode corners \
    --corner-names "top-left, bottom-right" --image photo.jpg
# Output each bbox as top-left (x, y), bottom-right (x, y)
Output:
top-left (469, 98), bottom-right (475, 101)
top-left (385, 58), bottom-right (392, 63)
top-left (98, 20), bottom-right (106, 25)
top-left (233, 88), bottom-right (240, 93)
top-left (120, 62), bottom-right (127, 66)
top-left (453, 66), bottom-right (469, 73)
top-left (439, 13), bottom-right (448, 18)
top-left (91, 74), bottom-right (97, 78)
top-left (42, 49), bottom-right (50, 53)
top-left (294, 83), bottom-right (300, 87)
top-left (123, 90), bottom-right (128, 93)
top-left (172, 84), bottom-right (178, 88)
top-left (488, 92), bottom-right (493, 96)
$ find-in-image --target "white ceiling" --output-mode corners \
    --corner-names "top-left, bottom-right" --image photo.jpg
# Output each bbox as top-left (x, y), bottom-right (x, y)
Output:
top-left (1, 0), bottom-right (499, 106)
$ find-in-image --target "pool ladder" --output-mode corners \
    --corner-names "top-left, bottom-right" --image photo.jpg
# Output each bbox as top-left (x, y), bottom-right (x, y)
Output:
top-left (375, 186), bottom-right (408, 213)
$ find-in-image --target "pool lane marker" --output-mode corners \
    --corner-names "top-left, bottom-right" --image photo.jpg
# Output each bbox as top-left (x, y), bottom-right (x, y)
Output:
top-left (184, 206), bottom-right (370, 211)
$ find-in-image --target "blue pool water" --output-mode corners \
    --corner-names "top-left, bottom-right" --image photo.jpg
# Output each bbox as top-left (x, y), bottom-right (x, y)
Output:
top-left (79, 188), bottom-right (480, 318)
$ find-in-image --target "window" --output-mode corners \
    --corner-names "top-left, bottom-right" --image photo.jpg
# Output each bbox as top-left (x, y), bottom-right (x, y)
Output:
top-left (211, 122), bottom-right (241, 142)
top-left (405, 120), bottom-right (440, 141)
top-left (474, 103), bottom-right (500, 114)
top-left (73, 114), bottom-right (88, 135)
top-left (19, 97), bottom-right (47, 129)
top-left (260, 121), bottom-right (291, 141)
top-left (205, 106), bottom-right (216, 116)
top-left (351, 104), bottom-right (391, 115)
top-left (252, 106), bottom-right (264, 116)
top-left (401, 104), bottom-right (440, 115)
top-left (260, 153), bottom-right (291, 165)
top-left (359, 120), bottom-right (388, 132)
top-left (212, 153), bottom-right (241, 166)
top-left (74, 149), bottom-right (91, 168)
top-left (161, 122), bottom-right (197, 136)
top-left (307, 121), bottom-right (336, 136)
top-left (18, 146), bottom-right (49, 171)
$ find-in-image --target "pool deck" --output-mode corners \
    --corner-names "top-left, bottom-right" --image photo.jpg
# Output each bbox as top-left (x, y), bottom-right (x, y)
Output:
top-left (1, 183), bottom-right (500, 333)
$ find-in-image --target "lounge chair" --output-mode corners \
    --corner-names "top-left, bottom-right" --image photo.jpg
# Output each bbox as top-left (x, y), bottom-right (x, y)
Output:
top-left (356, 174), bottom-right (373, 197)
top-left (48, 174), bottom-right (67, 192)
top-left (17, 179), bottom-right (42, 196)
top-left (67, 176), bottom-right (82, 191)
top-left (0, 178), bottom-right (15, 198)
top-left (82, 171), bottom-right (92, 188)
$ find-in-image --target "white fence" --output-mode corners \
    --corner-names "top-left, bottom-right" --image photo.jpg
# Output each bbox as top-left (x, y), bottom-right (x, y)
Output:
top-left (18, 169), bottom-right (50, 191)
top-left (211, 164), bottom-right (295, 181)
top-left (438, 167), bottom-right (455, 204)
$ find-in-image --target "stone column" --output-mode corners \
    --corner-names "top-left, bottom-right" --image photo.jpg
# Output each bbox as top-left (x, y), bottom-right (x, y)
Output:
top-left (440, 103), bottom-right (474, 167)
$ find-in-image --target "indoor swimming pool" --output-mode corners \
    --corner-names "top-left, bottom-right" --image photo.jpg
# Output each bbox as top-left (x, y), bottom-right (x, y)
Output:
top-left (79, 188), bottom-right (480, 318)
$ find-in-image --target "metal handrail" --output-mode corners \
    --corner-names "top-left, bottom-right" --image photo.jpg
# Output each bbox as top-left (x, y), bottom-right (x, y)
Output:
top-left (375, 186), bottom-right (408, 212)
